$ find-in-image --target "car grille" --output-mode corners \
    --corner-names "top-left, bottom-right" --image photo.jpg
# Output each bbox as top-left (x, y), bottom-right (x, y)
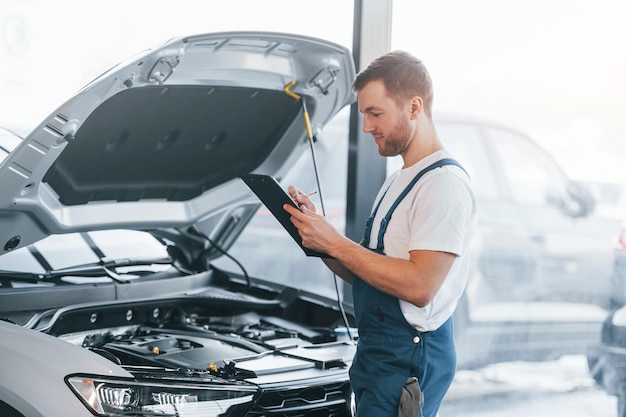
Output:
top-left (249, 380), bottom-right (352, 417)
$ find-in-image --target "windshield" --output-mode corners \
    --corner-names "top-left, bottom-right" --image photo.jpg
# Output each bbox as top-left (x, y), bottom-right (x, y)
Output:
top-left (0, 229), bottom-right (172, 286)
top-left (211, 108), bottom-right (350, 300)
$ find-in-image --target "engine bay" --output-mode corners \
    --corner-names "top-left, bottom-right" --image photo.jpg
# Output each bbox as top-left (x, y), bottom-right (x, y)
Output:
top-left (46, 283), bottom-right (356, 381)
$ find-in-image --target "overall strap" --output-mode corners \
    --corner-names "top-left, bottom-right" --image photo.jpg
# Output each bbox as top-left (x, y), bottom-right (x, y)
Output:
top-left (361, 175), bottom-right (396, 250)
top-left (362, 158), bottom-right (466, 253)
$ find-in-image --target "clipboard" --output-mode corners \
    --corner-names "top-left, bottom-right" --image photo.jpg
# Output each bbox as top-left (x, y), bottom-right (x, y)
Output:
top-left (240, 173), bottom-right (331, 258)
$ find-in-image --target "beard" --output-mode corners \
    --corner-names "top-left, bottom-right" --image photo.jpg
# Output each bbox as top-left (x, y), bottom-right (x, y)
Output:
top-left (377, 116), bottom-right (412, 157)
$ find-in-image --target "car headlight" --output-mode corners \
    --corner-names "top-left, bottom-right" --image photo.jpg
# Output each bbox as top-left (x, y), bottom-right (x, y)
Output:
top-left (66, 374), bottom-right (258, 417)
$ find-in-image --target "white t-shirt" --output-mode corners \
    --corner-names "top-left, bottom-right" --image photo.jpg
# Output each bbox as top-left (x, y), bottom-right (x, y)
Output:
top-left (366, 149), bottom-right (477, 331)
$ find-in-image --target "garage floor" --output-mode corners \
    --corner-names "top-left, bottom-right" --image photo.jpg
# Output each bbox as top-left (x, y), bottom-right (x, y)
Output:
top-left (442, 355), bottom-right (616, 417)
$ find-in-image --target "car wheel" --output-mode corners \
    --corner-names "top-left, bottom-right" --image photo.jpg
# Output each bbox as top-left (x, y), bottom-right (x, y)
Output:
top-left (0, 401), bottom-right (25, 417)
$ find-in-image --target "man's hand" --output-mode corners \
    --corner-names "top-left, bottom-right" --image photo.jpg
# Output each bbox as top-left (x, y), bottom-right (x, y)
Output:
top-left (284, 185), bottom-right (345, 256)
top-left (287, 185), bottom-right (317, 212)
top-left (286, 185), bottom-right (357, 283)
top-left (283, 204), bottom-right (336, 256)
top-left (284, 188), bottom-right (456, 307)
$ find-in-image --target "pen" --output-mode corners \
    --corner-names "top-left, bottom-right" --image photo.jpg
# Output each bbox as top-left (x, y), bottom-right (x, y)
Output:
top-left (292, 191), bottom-right (317, 202)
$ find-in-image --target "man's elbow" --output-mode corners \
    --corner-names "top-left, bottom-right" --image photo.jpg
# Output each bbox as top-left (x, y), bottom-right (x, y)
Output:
top-left (407, 290), bottom-right (436, 308)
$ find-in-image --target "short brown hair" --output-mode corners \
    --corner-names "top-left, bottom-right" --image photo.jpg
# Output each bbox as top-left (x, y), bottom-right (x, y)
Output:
top-left (352, 50), bottom-right (434, 117)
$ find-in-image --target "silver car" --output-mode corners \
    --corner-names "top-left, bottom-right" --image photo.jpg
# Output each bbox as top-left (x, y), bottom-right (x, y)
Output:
top-left (0, 31), bottom-right (357, 417)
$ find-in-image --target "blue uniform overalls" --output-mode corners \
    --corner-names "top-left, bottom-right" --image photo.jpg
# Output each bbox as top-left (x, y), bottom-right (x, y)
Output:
top-left (349, 158), bottom-right (465, 417)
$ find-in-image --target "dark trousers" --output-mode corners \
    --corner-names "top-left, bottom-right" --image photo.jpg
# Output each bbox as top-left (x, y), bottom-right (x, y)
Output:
top-left (349, 277), bottom-right (456, 417)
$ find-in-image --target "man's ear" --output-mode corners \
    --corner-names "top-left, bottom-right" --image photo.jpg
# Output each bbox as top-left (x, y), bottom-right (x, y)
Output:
top-left (410, 97), bottom-right (423, 119)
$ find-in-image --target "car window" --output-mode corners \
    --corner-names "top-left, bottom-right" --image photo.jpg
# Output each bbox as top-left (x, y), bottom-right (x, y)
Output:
top-left (32, 234), bottom-right (102, 270)
top-left (0, 243), bottom-right (45, 273)
top-left (0, 230), bottom-right (169, 274)
top-left (438, 122), bottom-right (499, 200)
top-left (88, 229), bottom-right (170, 259)
top-left (387, 121), bottom-right (500, 201)
top-left (213, 109), bottom-right (350, 299)
top-left (485, 126), bottom-right (569, 206)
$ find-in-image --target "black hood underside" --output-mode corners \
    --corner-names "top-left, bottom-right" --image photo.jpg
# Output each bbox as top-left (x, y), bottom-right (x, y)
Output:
top-left (43, 85), bottom-right (301, 205)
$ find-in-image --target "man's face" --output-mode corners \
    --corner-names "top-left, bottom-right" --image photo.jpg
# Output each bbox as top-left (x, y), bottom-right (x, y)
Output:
top-left (357, 79), bottom-right (412, 157)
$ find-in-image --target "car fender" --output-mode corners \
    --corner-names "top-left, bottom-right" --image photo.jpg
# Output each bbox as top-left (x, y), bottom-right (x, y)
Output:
top-left (0, 320), bottom-right (132, 417)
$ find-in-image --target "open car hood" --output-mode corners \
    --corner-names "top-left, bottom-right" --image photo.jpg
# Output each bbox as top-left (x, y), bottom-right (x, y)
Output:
top-left (0, 32), bottom-right (355, 255)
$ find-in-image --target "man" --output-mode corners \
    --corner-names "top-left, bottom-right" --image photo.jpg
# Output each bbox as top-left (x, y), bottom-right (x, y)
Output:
top-left (284, 50), bottom-right (477, 417)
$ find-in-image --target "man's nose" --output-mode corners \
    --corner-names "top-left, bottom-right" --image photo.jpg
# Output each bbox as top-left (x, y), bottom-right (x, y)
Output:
top-left (362, 117), bottom-right (374, 133)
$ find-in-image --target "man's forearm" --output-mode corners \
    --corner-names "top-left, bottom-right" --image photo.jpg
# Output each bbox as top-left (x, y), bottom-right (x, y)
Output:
top-left (322, 258), bottom-right (356, 284)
